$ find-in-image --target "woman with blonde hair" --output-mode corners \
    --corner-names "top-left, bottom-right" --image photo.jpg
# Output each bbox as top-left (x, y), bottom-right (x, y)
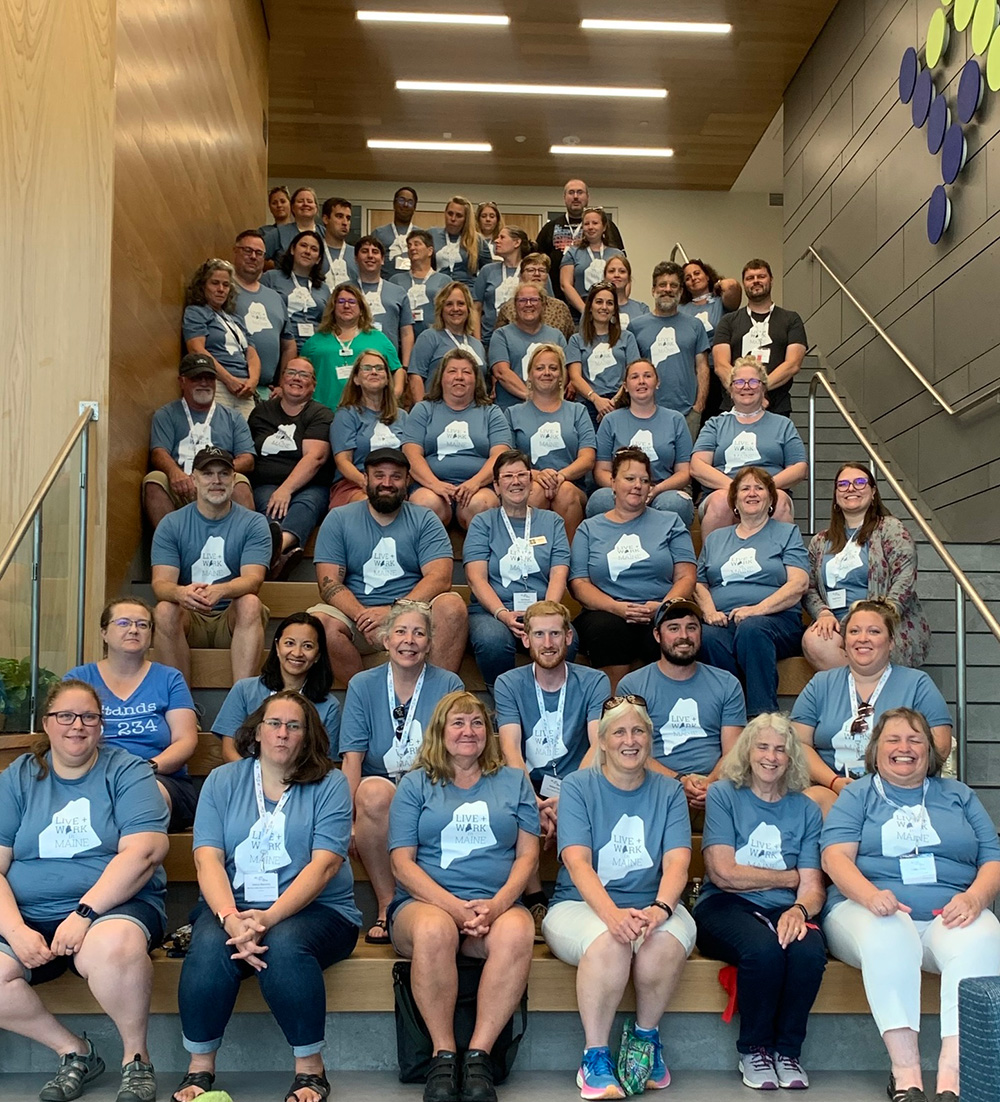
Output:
top-left (388, 690), bottom-right (538, 1102)
top-left (408, 282), bottom-right (488, 403)
top-left (429, 196), bottom-right (489, 289)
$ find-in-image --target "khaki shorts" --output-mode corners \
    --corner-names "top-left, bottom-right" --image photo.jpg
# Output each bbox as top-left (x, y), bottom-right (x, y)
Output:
top-left (143, 469), bottom-right (251, 510)
top-left (542, 898), bottom-right (696, 966)
top-left (186, 601), bottom-right (270, 648)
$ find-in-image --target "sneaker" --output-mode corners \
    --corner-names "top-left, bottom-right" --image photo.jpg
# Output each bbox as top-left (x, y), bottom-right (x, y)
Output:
top-left (39, 1036), bottom-right (106, 1102)
top-left (529, 901), bottom-right (548, 943)
top-left (645, 1035), bottom-right (671, 1091)
top-left (616, 1021), bottom-right (654, 1096)
top-left (423, 1051), bottom-right (459, 1102)
top-left (773, 1054), bottom-right (808, 1090)
top-left (461, 1049), bottom-right (496, 1102)
top-left (739, 1048), bottom-right (779, 1090)
top-left (577, 1047), bottom-right (625, 1100)
top-left (116, 1055), bottom-right (156, 1102)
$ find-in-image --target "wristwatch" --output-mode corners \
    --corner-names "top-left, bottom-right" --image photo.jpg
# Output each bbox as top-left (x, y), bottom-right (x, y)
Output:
top-left (74, 903), bottom-right (99, 921)
top-left (652, 900), bottom-right (674, 919)
top-left (147, 759), bottom-right (159, 774)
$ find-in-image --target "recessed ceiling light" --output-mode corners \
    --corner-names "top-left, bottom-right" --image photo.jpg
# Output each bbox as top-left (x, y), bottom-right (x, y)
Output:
top-left (396, 80), bottom-right (666, 99)
top-left (550, 144), bottom-right (674, 158)
top-left (581, 18), bottom-right (731, 34)
top-left (367, 139), bottom-right (492, 152)
top-left (358, 10), bottom-right (509, 26)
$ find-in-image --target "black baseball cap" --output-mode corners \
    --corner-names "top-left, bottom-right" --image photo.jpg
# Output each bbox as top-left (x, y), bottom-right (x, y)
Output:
top-left (192, 447), bottom-right (235, 471)
top-left (653, 597), bottom-right (703, 630)
top-left (365, 447), bottom-right (410, 471)
top-left (179, 353), bottom-right (218, 378)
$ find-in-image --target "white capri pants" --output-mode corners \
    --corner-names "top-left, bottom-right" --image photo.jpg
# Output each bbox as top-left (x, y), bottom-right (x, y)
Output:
top-left (824, 899), bottom-right (1000, 1037)
top-left (543, 899), bottom-right (697, 966)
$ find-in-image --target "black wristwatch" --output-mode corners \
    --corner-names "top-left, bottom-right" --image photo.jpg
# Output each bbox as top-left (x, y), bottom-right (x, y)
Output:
top-left (74, 903), bottom-right (99, 921)
top-left (652, 900), bottom-right (674, 919)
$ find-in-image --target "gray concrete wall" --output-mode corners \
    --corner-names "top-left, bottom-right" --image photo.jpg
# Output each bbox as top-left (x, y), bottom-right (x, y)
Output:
top-left (782, 0), bottom-right (1000, 542)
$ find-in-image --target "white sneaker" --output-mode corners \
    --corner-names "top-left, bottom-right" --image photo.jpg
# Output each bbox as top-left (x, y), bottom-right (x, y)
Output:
top-left (739, 1048), bottom-right (779, 1090)
top-left (774, 1054), bottom-right (809, 1089)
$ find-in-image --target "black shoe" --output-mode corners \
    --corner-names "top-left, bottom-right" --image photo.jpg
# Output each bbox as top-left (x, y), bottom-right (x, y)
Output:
top-left (424, 1051), bottom-right (460, 1102)
top-left (461, 1050), bottom-right (496, 1102)
top-left (888, 1073), bottom-right (929, 1102)
top-left (268, 520), bottom-right (284, 571)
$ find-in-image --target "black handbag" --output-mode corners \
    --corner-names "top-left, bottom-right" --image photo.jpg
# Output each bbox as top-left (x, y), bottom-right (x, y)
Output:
top-left (392, 957), bottom-right (528, 1084)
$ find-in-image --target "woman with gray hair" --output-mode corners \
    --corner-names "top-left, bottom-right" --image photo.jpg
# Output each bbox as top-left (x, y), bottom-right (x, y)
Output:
top-left (542, 694), bottom-right (694, 1099)
top-left (694, 713), bottom-right (827, 1091)
top-left (183, 258), bottom-right (261, 419)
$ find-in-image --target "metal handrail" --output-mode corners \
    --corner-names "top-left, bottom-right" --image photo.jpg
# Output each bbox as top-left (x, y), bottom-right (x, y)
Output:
top-left (668, 241), bottom-right (689, 265)
top-left (808, 371), bottom-right (1000, 782)
top-left (0, 403), bottom-right (97, 723)
top-left (804, 245), bottom-right (1000, 415)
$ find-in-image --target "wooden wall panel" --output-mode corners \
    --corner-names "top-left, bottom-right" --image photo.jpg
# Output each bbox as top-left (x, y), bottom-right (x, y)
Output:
top-left (107, 0), bottom-right (270, 599)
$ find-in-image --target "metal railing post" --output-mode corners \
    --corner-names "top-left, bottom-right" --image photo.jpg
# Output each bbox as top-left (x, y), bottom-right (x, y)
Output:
top-left (29, 512), bottom-right (42, 730)
top-left (76, 424), bottom-right (89, 665)
top-left (808, 384), bottom-right (817, 534)
top-left (955, 582), bottom-right (967, 784)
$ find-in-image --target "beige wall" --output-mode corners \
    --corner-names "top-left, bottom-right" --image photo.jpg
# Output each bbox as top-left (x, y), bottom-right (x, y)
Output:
top-left (269, 178), bottom-right (786, 299)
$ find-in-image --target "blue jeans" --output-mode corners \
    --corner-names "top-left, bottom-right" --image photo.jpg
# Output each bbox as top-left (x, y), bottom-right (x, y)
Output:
top-left (695, 892), bottom-right (827, 1057)
top-left (698, 608), bottom-right (802, 717)
top-left (252, 483), bottom-right (329, 549)
top-left (585, 486), bottom-right (695, 527)
top-left (468, 606), bottom-right (578, 688)
top-left (178, 902), bottom-right (358, 1057)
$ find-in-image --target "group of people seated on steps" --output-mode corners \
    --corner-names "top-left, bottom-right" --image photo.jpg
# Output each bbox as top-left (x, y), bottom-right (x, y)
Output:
top-left (0, 180), bottom-right (994, 1102)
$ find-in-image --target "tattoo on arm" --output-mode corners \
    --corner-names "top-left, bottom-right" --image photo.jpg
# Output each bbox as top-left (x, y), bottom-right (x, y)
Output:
top-left (320, 570), bottom-right (347, 605)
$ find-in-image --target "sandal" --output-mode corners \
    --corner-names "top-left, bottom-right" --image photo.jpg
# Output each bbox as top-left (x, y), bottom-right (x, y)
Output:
top-left (284, 1072), bottom-right (330, 1102)
top-left (888, 1073), bottom-right (929, 1102)
top-left (170, 1070), bottom-right (215, 1102)
top-left (364, 918), bottom-right (390, 945)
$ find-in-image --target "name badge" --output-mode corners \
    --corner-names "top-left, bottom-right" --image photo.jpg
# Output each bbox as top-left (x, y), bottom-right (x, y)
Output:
top-left (827, 588), bottom-right (847, 610)
top-left (244, 871), bottom-right (279, 902)
top-left (412, 308), bottom-right (424, 322)
top-left (513, 591), bottom-right (537, 612)
top-left (528, 535), bottom-right (547, 546)
top-left (899, 853), bottom-right (937, 885)
top-left (394, 256), bottom-right (411, 271)
top-left (336, 363), bottom-right (353, 380)
top-left (297, 322), bottom-right (315, 338)
top-left (539, 774), bottom-right (562, 798)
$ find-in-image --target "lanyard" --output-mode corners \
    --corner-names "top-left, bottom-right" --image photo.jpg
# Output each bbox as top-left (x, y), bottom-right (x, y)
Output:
top-left (217, 312), bottom-right (247, 349)
top-left (873, 775), bottom-right (931, 852)
top-left (387, 662), bottom-right (426, 758)
top-left (183, 399), bottom-right (216, 435)
top-left (746, 303), bottom-right (775, 337)
top-left (500, 507), bottom-right (531, 577)
top-left (391, 223), bottom-right (412, 252)
top-left (324, 241), bottom-right (347, 267)
top-left (252, 759), bottom-right (292, 848)
top-left (586, 246), bottom-right (605, 262)
top-left (532, 666), bottom-right (567, 772)
top-left (843, 664), bottom-right (892, 777)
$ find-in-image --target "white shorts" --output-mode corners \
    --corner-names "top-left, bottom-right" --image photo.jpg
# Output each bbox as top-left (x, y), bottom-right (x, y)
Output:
top-left (543, 898), bottom-right (696, 966)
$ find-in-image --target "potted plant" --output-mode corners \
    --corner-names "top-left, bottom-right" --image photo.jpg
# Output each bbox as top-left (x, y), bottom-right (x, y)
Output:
top-left (0, 658), bottom-right (60, 733)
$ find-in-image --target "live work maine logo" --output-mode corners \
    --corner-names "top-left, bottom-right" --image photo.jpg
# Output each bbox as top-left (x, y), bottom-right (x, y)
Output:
top-left (897, 0), bottom-right (1000, 243)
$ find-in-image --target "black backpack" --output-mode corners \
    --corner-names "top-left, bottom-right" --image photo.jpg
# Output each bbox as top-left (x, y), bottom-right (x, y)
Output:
top-left (392, 957), bottom-right (528, 1084)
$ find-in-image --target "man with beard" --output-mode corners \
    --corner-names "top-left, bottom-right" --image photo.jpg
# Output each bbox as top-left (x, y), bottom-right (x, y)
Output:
top-left (494, 600), bottom-right (609, 936)
top-left (617, 598), bottom-right (746, 813)
top-left (713, 259), bottom-right (807, 417)
top-left (536, 179), bottom-right (625, 304)
top-left (309, 448), bottom-right (467, 679)
top-left (231, 230), bottom-right (297, 392)
top-left (631, 261), bottom-right (711, 442)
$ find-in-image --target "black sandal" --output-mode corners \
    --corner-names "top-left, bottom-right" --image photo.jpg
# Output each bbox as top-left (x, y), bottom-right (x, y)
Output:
top-left (171, 1070), bottom-right (215, 1102)
top-left (365, 918), bottom-right (390, 944)
top-left (285, 1072), bottom-right (330, 1102)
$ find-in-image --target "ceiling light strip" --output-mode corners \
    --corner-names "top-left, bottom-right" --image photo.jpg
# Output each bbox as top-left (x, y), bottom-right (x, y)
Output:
top-left (396, 80), bottom-right (666, 99)
top-left (358, 11), bottom-right (509, 25)
top-left (550, 144), bottom-right (674, 157)
top-left (581, 18), bottom-right (731, 34)
top-left (367, 139), bottom-right (492, 152)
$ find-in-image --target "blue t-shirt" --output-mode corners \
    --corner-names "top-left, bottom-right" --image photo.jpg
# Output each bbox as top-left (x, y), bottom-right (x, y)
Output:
top-left (151, 503), bottom-right (272, 610)
top-left (552, 769), bottom-right (691, 908)
top-left (235, 284), bottom-right (293, 387)
top-left (390, 271), bottom-right (451, 337)
top-left (401, 400), bottom-right (512, 484)
top-left (313, 499), bottom-right (453, 607)
top-left (821, 774), bottom-right (1000, 921)
top-left (507, 401), bottom-right (597, 477)
top-left (64, 662), bottom-right (195, 772)
top-left (259, 271), bottom-right (331, 352)
top-left (565, 330), bottom-right (641, 398)
top-left (472, 262), bottom-right (522, 348)
top-left (373, 222), bottom-right (426, 280)
top-left (0, 747), bottom-right (168, 924)
top-left (494, 664), bottom-right (610, 783)
top-left (330, 406), bottom-right (409, 482)
top-left (488, 325), bottom-right (568, 410)
top-left (791, 666), bottom-right (952, 777)
top-left (560, 245), bottom-right (625, 305)
top-left (428, 227), bottom-right (490, 288)
top-left (463, 507), bottom-right (570, 612)
top-left (819, 529), bottom-right (870, 620)
top-left (211, 676), bottom-right (342, 759)
top-left (630, 313), bottom-right (710, 414)
top-left (194, 758), bottom-right (361, 925)
top-left (388, 766), bottom-right (540, 905)
top-left (679, 295), bottom-right (726, 350)
top-left (408, 329), bottom-right (487, 385)
top-left (596, 407), bottom-right (692, 484)
top-left (619, 299), bottom-right (650, 331)
top-left (359, 279), bottom-right (414, 353)
top-left (699, 779), bottom-right (822, 911)
top-left (318, 241), bottom-right (359, 290)
top-left (571, 510), bottom-right (697, 603)
top-left (338, 663), bottom-right (464, 779)
top-left (149, 400), bottom-right (256, 467)
top-left (693, 411), bottom-right (806, 477)
top-left (617, 662), bottom-right (746, 775)
top-left (697, 521), bottom-right (809, 615)
top-left (182, 305), bottom-right (253, 378)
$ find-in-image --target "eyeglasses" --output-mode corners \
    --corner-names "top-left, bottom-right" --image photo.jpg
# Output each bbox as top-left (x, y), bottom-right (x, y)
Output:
top-left (601, 693), bottom-right (648, 715)
top-left (395, 196), bottom-right (417, 208)
top-left (111, 618), bottom-right (152, 631)
top-left (47, 710), bottom-right (102, 727)
top-left (358, 362), bottom-right (387, 373)
top-left (393, 703), bottom-right (409, 739)
top-left (498, 471), bottom-right (530, 482)
top-left (235, 246), bottom-right (265, 258)
top-left (283, 369), bottom-right (313, 380)
top-left (849, 702), bottom-right (874, 736)
top-left (336, 297), bottom-right (360, 307)
top-left (521, 265), bottom-right (546, 275)
top-left (261, 718), bottom-right (303, 734)
top-left (515, 297), bottom-right (541, 306)
top-left (836, 477), bottom-right (872, 490)
top-left (731, 378), bottom-right (763, 390)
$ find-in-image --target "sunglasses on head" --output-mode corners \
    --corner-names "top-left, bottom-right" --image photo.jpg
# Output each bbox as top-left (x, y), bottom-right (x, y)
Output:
top-left (601, 693), bottom-right (648, 715)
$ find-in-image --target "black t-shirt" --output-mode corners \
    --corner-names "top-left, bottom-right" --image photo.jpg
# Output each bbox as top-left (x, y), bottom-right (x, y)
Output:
top-left (535, 214), bottom-right (626, 304)
top-left (247, 398), bottom-right (334, 486)
top-left (713, 305), bottom-right (807, 415)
